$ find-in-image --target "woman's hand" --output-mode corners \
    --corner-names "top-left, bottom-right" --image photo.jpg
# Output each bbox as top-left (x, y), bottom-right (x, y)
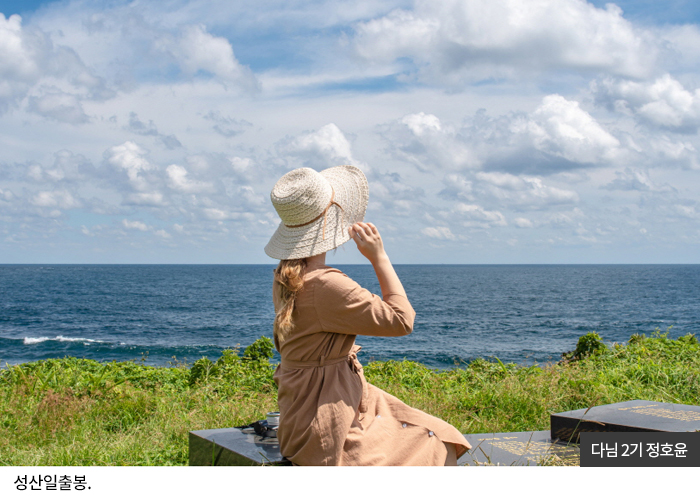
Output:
top-left (349, 222), bottom-right (407, 299)
top-left (349, 222), bottom-right (387, 265)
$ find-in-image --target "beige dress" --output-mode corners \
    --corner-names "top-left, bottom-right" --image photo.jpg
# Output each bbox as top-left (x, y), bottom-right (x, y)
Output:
top-left (273, 265), bottom-right (471, 466)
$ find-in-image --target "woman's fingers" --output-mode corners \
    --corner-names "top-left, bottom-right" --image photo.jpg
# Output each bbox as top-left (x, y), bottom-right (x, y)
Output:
top-left (350, 223), bottom-right (365, 241)
top-left (359, 222), bottom-right (375, 236)
top-left (350, 222), bottom-right (380, 244)
top-left (349, 222), bottom-right (386, 264)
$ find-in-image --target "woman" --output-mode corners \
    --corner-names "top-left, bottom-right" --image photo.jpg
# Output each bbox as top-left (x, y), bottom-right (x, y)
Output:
top-left (265, 165), bottom-right (471, 466)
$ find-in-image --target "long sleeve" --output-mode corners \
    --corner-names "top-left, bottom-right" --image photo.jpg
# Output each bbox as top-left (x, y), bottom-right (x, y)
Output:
top-left (313, 269), bottom-right (415, 337)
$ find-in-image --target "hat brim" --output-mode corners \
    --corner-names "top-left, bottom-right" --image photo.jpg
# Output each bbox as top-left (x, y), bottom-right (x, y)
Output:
top-left (264, 165), bottom-right (368, 260)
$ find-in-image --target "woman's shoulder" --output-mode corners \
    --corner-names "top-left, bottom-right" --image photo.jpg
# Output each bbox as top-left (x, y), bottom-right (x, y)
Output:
top-left (305, 266), bottom-right (357, 290)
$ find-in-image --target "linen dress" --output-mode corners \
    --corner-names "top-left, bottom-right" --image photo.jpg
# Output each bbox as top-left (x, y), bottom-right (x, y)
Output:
top-left (272, 265), bottom-right (471, 466)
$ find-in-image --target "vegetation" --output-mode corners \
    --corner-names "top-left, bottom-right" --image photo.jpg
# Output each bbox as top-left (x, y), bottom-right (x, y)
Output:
top-left (1, 329), bottom-right (698, 466)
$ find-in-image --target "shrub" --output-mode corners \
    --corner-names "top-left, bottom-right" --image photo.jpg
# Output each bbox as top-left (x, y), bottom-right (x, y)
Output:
top-left (188, 357), bottom-right (218, 386)
top-left (243, 337), bottom-right (274, 361)
top-left (563, 332), bottom-right (608, 361)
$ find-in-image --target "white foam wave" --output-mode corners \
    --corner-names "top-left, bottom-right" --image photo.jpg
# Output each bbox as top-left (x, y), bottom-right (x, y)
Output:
top-left (23, 335), bottom-right (107, 345)
top-left (23, 336), bottom-right (51, 345)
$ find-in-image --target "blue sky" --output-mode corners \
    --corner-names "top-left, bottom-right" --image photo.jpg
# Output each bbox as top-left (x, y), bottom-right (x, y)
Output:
top-left (0, 1), bottom-right (53, 15)
top-left (1, 0), bottom-right (700, 264)
top-left (589, 0), bottom-right (700, 25)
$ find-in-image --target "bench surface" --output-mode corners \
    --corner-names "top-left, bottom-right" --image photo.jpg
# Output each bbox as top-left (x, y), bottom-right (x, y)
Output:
top-left (189, 428), bottom-right (580, 466)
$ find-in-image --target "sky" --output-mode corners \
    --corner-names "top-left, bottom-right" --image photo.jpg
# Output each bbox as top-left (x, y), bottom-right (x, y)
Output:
top-left (1, 0), bottom-right (700, 264)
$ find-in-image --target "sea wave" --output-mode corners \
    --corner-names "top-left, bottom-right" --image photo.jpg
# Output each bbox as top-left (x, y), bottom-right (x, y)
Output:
top-left (23, 336), bottom-right (107, 345)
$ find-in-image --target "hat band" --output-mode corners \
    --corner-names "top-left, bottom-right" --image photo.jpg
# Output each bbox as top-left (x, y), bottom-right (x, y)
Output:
top-left (285, 189), bottom-right (345, 240)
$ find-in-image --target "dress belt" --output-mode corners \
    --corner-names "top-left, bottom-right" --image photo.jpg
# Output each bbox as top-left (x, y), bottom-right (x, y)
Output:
top-left (280, 344), bottom-right (363, 370)
top-left (280, 345), bottom-right (368, 413)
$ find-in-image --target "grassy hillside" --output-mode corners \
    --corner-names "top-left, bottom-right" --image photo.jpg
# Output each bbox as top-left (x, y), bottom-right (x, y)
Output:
top-left (1, 329), bottom-right (698, 466)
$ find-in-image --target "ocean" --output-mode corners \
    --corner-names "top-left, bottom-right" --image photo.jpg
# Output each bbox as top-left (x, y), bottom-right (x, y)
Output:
top-left (1, 264), bottom-right (699, 369)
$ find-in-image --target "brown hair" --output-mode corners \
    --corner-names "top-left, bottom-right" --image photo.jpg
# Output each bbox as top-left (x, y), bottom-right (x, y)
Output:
top-left (273, 258), bottom-right (307, 342)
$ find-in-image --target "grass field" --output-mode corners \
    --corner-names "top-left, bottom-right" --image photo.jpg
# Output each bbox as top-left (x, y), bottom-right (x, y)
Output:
top-left (1, 329), bottom-right (698, 466)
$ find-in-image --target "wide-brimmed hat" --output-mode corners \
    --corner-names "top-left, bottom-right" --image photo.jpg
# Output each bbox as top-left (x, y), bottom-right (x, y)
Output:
top-left (264, 165), bottom-right (369, 260)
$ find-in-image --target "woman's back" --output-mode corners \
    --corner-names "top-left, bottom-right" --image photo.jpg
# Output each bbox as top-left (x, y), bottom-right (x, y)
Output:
top-left (273, 265), bottom-right (414, 362)
top-left (273, 265), bottom-right (469, 465)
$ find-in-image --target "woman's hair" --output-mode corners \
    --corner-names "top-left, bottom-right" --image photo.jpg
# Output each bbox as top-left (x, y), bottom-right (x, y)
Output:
top-left (273, 258), bottom-right (307, 341)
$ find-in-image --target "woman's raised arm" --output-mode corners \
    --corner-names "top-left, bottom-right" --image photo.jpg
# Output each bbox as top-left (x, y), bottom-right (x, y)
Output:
top-left (349, 222), bottom-right (407, 299)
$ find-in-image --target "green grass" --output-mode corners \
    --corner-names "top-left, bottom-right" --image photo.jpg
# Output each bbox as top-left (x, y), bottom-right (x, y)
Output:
top-left (1, 329), bottom-right (698, 466)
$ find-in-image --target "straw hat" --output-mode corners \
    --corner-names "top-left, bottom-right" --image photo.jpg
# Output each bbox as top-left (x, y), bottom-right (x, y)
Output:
top-left (265, 165), bottom-right (369, 260)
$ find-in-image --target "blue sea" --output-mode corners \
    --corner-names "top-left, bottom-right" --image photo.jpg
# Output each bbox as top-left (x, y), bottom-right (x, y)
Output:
top-left (1, 265), bottom-right (699, 369)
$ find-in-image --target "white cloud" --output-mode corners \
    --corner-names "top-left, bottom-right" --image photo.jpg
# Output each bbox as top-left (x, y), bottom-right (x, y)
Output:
top-left (593, 74), bottom-right (700, 133)
top-left (353, 0), bottom-right (657, 83)
top-left (439, 174), bottom-right (472, 198)
top-left (26, 3), bottom-right (259, 92)
top-left (166, 164), bottom-right (214, 193)
top-left (123, 192), bottom-right (165, 206)
top-left (275, 125), bottom-right (381, 205)
top-left (236, 185), bottom-right (267, 207)
top-left (365, 170), bottom-right (425, 218)
top-left (26, 88), bottom-right (90, 124)
top-left (648, 136), bottom-right (699, 170)
top-left (203, 111), bottom-right (251, 138)
top-left (421, 226), bottom-right (456, 240)
top-left (384, 95), bottom-right (619, 174)
top-left (0, 187), bottom-right (14, 202)
top-left (525, 95), bottom-right (620, 164)
top-left (402, 112), bottom-right (442, 136)
top-left (229, 156), bottom-right (255, 177)
top-left (122, 112), bottom-right (184, 149)
top-left (159, 24), bottom-right (258, 91)
top-left (127, 113), bottom-right (156, 135)
top-left (673, 204), bottom-right (699, 220)
top-left (104, 141), bottom-right (155, 192)
top-left (548, 206), bottom-right (589, 226)
top-left (202, 208), bottom-right (255, 221)
top-left (0, 14), bottom-right (44, 107)
top-left (452, 203), bottom-right (506, 227)
top-left (602, 168), bottom-right (677, 192)
top-left (288, 123), bottom-right (357, 168)
top-left (659, 24), bottom-right (700, 70)
top-left (0, 13), bottom-right (109, 116)
top-left (23, 150), bottom-right (92, 184)
top-left (513, 217), bottom-right (533, 228)
top-left (31, 190), bottom-right (80, 209)
top-left (474, 171), bottom-right (579, 208)
top-left (122, 219), bottom-right (150, 231)
top-left (384, 112), bottom-right (476, 172)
